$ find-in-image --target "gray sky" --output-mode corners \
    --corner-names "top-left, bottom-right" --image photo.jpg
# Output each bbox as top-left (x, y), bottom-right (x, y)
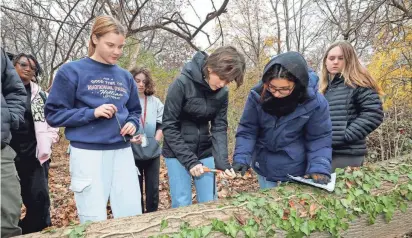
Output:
top-left (182, 0), bottom-right (224, 49)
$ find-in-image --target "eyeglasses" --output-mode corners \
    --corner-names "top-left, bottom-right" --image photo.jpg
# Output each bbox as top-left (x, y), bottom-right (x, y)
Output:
top-left (267, 83), bottom-right (295, 96)
top-left (17, 62), bottom-right (37, 72)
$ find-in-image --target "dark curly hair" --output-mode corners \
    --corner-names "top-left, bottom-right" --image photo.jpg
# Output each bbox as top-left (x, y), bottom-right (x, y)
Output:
top-left (12, 53), bottom-right (43, 83)
top-left (130, 66), bottom-right (155, 96)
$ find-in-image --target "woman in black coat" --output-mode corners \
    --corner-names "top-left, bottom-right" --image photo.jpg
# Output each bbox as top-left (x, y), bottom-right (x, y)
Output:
top-left (320, 41), bottom-right (384, 171)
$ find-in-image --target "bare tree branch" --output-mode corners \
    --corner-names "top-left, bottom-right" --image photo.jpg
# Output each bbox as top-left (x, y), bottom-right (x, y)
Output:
top-left (390, 0), bottom-right (412, 18)
top-left (127, 0), bottom-right (150, 32)
top-left (211, 0), bottom-right (224, 46)
top-left (188, 0), bottom-right (202, 23)
top-left (47, 0), bottom-right (99, 90)
top-left (1, 5), bottom-right (83, 26)
top-left (192, 0), bottom-right (229, 38)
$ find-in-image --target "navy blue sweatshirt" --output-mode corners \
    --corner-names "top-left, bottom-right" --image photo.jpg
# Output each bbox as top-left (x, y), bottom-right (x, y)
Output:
top-left (45, 57), bottom-right (141, 150)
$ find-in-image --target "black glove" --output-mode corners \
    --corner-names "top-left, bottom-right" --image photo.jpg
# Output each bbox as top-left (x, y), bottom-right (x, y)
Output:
top-left (305, 173), bottom-right (330, 184)
top-left (232, 162), bottom-right (250, 176)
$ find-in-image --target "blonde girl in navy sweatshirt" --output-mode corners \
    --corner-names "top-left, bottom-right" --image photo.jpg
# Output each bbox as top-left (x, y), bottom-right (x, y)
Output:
top-left (45, 16), bottom-right (142, 223)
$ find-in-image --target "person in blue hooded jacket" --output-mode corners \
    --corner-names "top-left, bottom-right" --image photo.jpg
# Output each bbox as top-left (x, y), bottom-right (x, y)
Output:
top-left (308, 67), bottom-right (319, 91)
top-left (232, 52), bottom-right (332, 188)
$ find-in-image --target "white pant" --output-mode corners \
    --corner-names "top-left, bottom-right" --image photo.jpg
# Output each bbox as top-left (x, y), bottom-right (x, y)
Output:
top-left (69, 146), bottom-right (142, 223)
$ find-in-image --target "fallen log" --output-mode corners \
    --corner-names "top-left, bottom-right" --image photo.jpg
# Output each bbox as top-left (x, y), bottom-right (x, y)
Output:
top-left (23, 155), bottom-right (412, 238)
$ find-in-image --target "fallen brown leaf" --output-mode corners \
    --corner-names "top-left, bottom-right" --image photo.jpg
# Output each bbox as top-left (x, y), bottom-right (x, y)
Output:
top-left (234, 213), bottom-right (246, 226)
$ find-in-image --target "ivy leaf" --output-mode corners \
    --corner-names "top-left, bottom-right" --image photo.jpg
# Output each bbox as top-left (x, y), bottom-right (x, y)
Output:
top-left (335, 168), bottom-right (344, 175)
top-left (362, 184), bottom-right (371, 193)
top-left (74, 226), bottom-right (84, 235)
top-left (364, 174), bottom-right (371, 183)
top-left (247, 201), bottom-right (258, 210)
top-left (41, 227), bottom-right (57, 234)
top-left (368, 215), bottom-right (376, 225)
top-left (388, 174), bottom-right (399, 183)
top-left (380, 196), bottom-right (391, 207)
top-left (384, 207), bottom-right (395, 222)
top-left (290, 209), bottom-right (297, 219)
top-left (347, 193), bottom-right (355, 202)
top-left (374, 180), bottom-right (381, 188)
top-left (376, 204), bottom-right (384, 213)
top-left (353, 170), bottom-right (363, 178)
top-left (408, 173), bottom-right (412, 180)
top-left (353, 207), bottom-right (363, 212)
top-left (308, 220), bottom-right (317, 231)
top-left (337, 208), bottom-right (347, 218)
top-left (212, 219), bottom-right (225, 232)
top-left (335, 188), bottom-right (342, 195)
top-left (300, 221), bottom-right (310, 236)
top-left (160, 219), bottom-right (168, 231)
top-left (244, 225), bottom-right (258, 238)
top-left (408, 184), bottom-right (412, 192)
top-left (201, 226), bottom-right (212, 236)
top-left (340, 199), bottom-right (351, 208)
top-left (180, 221), bottom-right (189, 230)
top-left (341, 222), bottom-right (349, 230)
top-left (69, 232), bottom-right (78, 238)
top-left (277, 208), bottom-right (284, 218)
top-left (399, 202), bottom-right (407, 213)
top-left (327, 219), bottom-right (336, 229)
top-left (193, 228), bottom-right (202, 238)
top-left (225, 221), bottom-right (239, 238)
top-left (63, 228), bottom-right (73, 236)
top-left (354, 189), bottom-right (364, 197)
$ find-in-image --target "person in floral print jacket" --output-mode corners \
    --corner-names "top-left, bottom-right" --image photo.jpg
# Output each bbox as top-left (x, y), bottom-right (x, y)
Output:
top-left (10, 53), bottom-right (59, 234)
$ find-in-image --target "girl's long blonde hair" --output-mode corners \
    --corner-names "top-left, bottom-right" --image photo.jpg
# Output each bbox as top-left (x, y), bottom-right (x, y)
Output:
top-left (319, 41), bottom-right (383, 95)
top-left (88, 15), bottom-right (126, 57)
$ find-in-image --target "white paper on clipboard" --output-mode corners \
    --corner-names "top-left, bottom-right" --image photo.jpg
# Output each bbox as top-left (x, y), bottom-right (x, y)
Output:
top-left (287, 173), bottom-right (336, 192)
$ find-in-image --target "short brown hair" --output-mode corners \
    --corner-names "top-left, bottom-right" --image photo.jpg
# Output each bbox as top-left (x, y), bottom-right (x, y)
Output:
top-left (204, 46), bottom-right (246, 88)
top-left (130, 66), bottom-right (156, 96)
top-left (88, 15), bottom-right (126, 57)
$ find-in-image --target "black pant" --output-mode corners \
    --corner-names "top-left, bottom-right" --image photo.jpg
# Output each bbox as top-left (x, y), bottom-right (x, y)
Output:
top-left (135, 157), bottom-right (160, 213)
top-left (332, 154), bottom-right (365, 172)
top-left (15, 156), bottom-right (51, 234)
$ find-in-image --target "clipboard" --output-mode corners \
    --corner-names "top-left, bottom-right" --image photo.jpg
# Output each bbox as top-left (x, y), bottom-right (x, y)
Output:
top-left (287, 173), bottom-right (337, 192)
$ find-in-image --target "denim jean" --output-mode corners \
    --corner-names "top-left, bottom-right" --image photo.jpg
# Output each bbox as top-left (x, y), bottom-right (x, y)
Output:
top-left (69, 146), bottom-right (142, 223)
top-left (165, 156), bottom-right (217, 208)
top-left (257, 174), bottom-right (279, 189)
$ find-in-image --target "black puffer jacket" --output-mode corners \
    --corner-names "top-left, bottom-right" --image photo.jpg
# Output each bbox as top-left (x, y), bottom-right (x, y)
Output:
top-left (162, 52), bottom-right (230, 171)
top-left (1, 48), bottom-right (27, 149)
top-left (324, 74), bottom-right (383, 156)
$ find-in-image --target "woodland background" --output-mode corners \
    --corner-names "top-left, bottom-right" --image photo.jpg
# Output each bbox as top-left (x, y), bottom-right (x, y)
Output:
top-left (1, 0), bottom-right (411, 228)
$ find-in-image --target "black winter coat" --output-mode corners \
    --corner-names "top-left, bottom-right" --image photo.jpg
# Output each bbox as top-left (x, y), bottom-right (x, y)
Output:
top-left (1, 48), bottom-right (27, 149)
top-left (324, 74), bottom-right (383, 156)
top-left (162, 52), bottom-right (230, 171)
